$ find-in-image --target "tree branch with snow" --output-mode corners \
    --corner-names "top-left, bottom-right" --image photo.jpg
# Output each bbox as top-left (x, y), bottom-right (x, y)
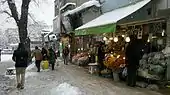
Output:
top-left (7, 0), bottom-right (20, 25)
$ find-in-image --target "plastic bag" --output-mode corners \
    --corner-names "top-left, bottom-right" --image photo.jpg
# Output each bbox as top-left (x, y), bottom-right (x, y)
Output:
top-left (41, 60), bottom-right (49, 70)
top-left (122, 67), bottom-right (127, 77)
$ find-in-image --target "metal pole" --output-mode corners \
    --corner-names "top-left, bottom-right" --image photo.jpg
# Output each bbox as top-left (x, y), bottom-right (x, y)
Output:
top-left (58, 0), bottom-right (61, 34)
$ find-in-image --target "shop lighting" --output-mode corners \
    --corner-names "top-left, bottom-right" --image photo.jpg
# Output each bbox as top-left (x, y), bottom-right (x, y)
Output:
top-left (103, 37), bottom-right (107, 41)
top-left (125, 37), bottom-right (130, 42)
top-left (78, 48), bottom-right (80, 51)
top-left (114, 37), bottom-right (118, 42)
top-left (59, 43), bottom-right (62, 45)
top-left (122, 35), bottom-right (125, 38)
top-left (68, 45), bottom-right (71, 48)
top-left (147, 39), bottom-right (150, 42)
top-left (111, 54), bottom-right (114, 57)
top-left (152, 36), bottom-right (157, 39)
top-left (81, 48), bottom-right (83, 50)
top-left (117, 55), bottom-right (120, 58)
top-left (109, 37), bottom-right (113, 40)
top-left (162, 30), bottom-right (165, 36)
top-left (123, 57), bottom-right (125, 60)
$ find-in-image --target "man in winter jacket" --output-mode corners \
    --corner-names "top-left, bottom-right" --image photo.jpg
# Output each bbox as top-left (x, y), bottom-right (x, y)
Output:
top-left (125, 35), bottom-right (145, 87)
top-left (32, 46), bottom-right (42, 72)
top-left (12, 43), bottom-right (28, 89)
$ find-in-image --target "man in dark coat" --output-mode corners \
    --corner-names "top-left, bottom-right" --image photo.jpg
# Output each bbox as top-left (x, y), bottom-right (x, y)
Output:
top-left (125, 35), bottom-right (144, 87)
top-left (98, 42), bottom-right (105, 76)
top-left (12, 43), bottom-right (28, 89)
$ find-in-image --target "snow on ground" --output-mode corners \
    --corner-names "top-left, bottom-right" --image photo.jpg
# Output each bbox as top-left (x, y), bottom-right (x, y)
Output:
top-left (1, 54), bottom-right (12, 62)
top-left (51, 82), bottom-right (82, 95)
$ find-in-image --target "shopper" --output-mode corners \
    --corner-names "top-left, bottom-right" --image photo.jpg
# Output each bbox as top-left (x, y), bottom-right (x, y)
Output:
top-left (41, 47), bottom-right (48, 61)
top-left (12, 43), bottom-right (28, 89)
top-left (98, 42), bottom-right (105, 76)
top-left (63, 46), bottom-right (69, 65)
top-left (125, 35), bottom-right (144, 87)
top-left (49, 47), bottom-right (57, 70)
top-left (32, 46), bottom-right (42, 72)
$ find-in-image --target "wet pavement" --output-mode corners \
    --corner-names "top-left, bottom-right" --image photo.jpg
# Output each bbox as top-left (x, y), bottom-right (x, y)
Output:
top-left (9, 61), bottom-right (164, 95)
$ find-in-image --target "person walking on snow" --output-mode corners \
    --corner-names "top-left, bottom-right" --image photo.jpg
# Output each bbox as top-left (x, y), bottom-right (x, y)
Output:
top-left (63, 46), bottom-right (69, 65)
top-left (49, 47), bottom-right (57, 70)
top-left (32, 46), bottom-right (42, 72)
top-left (12, 43), bottom-right (28, 89)
top-left (41, 47), bottom-right (49, 61)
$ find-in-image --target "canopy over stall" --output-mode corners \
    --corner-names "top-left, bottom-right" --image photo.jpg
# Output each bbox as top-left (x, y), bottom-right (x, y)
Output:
top-left (75, 0), bottom-right (151, 36)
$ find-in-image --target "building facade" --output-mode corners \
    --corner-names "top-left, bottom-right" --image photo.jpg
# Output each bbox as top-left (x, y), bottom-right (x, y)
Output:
top-left (53, 0), bottom-right (101, 34)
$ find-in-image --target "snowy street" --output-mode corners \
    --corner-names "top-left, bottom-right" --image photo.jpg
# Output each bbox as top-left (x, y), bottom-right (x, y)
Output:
top-left (9, 60), bottom-right (163, 95)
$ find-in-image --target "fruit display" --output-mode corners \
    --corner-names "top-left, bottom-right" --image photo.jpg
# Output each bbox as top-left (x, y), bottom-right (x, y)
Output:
top-left (72, 52), bottom-right (89, 65)
top-left (104, 53), bottom-right (125, 70)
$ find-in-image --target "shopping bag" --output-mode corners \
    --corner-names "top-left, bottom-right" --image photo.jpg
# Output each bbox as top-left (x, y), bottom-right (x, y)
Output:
top-left (122, 67), bottom-right (127, 77)
top-left (41, 60), bottom-right (49, 70)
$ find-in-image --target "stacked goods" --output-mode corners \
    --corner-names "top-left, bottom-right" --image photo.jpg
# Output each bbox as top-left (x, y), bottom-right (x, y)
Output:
top-left (72, 52), bottom-right (89, 66)
top-left (104, 53), bottom-right (125, 70)
top-left (139, 52), bottom-right (167, 80)
top-left (72, 53), bottom-right (85, 63)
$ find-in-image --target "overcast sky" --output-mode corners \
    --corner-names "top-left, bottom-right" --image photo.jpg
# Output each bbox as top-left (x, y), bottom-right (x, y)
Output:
top-left (0, 0), bottom-right (54, 29)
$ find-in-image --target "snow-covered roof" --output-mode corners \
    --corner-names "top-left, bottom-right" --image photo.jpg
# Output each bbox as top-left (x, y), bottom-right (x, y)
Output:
top-left (60, 2), bottom-right (76, 11)
top-left (53, 15), bottom-right (58, 20)
top-left (42, 28), bottom-right (53, 32)
top-left (76, 0), bottom-right (151, 30)
top-left (64, 0), bottom-right (101, 16)
top-left (44, 31), bottom-right (53, 38)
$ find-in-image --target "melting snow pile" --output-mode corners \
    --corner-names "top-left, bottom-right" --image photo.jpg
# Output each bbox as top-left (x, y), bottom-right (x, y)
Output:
top-left (51, 82), bottom-right (82, 95)
top-left (1, 54), bottom-right (13, 62)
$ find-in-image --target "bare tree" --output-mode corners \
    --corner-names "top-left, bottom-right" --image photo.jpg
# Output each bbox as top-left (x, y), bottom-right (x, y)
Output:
top-left (7, 0), bottom-right (30, 49)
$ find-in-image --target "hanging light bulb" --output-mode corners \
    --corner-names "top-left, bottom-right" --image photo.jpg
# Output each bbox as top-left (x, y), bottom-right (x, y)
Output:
top-left (125, 37), bottom-right (130, 42)
top-left (81, 48), bottom-right (83, 50)
top-left (147, 38), bottom-right (150, 42)
top-left (122, 35), bottom-right (125, 38)
top-left (103, 37), bottom-right (107, 41)
top-left (59, 43), bottom-right (62, 45)
top-left (68, 44), bottom-right (71, 48)
top-left (162, 29), bottom-right (165, 36)
top-left (109, 37), bottom-right (113, 40)
top-left (114, 37), bottom-right (118, 42)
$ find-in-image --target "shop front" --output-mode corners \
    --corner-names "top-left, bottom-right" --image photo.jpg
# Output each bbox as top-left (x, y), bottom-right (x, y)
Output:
top-left (71, 0), bottom-right (170, 88)
top-left (72, 0), bottom-right (151, 77)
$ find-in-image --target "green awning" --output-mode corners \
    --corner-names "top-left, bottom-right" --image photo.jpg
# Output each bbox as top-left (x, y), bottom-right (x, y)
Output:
top-left (75, 23), bottom-right (116, 36)
top-left (74, 0), bottom-right (151, 36)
